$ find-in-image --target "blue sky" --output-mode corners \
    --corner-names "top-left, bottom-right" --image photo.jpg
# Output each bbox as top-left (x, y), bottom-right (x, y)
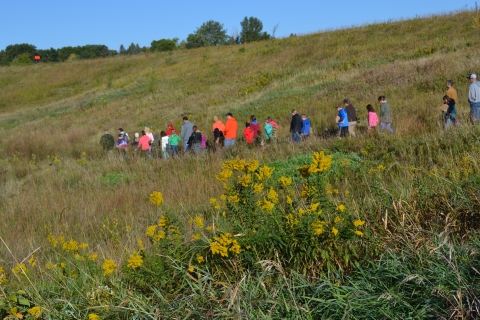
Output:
top-left (0, 0), bottom-right (476, 51)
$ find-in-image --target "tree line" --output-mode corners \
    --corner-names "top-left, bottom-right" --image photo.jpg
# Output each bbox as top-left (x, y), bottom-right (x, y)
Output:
top-left (0, 17), bottom-right (273, 66)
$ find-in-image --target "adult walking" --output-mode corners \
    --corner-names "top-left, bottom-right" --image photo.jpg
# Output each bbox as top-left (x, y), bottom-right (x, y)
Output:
top-left (290, 109), bottom-right (302, 144)
top-left (336, 104), bottom-right (349, 138)
top-left (224, 113), bottom-right (238, 148)
top-left (212, 116), bottom-right (225, 145)
top-left (468, 74), bottom-right (480, 124)
top-left (343, 98), bottom-right (357, 137)
top-left (100, 129), bottom-right (114, 151)
top-left (379, 96), bottom-right (394, 134)
top-left (181, 116), bottom-right (194, 151)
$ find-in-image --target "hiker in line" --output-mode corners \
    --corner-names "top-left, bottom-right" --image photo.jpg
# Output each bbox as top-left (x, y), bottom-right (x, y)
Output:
top-left (267, 117), bottom-right (279, 137)
top-left (100, 129), bottom-right (114, 151)
top-left (366, 104), bottom-right (379, 132)
top-left (160, 131), bottom-right (169, 159)
top-left (137, 130), bottom-right (152, 158)
top-left (379, 96), bottom-right (394, 134)
top-left (301, 114), bottom-right (311, 140)
top-left (187, 125), bottom-right (202, 155)
top-left (243, 121), bottom-right (254, 145)
top-left (264, 119), bottom-right (274, 143)
top-left (131, 132), bottom-right (140, 148)
top-left (118, 128), bottom-right (130, 143)
top-left (468, 73), bottom-right (480, 124)
top-left (212, 116), bottom-right (225, 148)
top-left (344, 98), bottom-right (357, 137)
top-left (445, 80), bottom-right (459, 107)
top-left (115, 134), bottom-right (128, 161)
top-left (336, 104), bottom-right (349, 138)
top-left (213, 128), bottom-right (225, 150)
top-left (290, 109), bottom-right (302, 144)
top-left (250, 115), bottom-right (261, 144)
top-left (224, 113), bottom-right (238, 148)
top-left (443, 95), bottom-right (457, 129)
top-left (168, 130), bottom-right (182, 157)
top-left (166, 123), bottom-right (178, 135)
top-left (145, 127), bottom-right (154, 158)
top-left (181, 116), bottom-right (194, 152)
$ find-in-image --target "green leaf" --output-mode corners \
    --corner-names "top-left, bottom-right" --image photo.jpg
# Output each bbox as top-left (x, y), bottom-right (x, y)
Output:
top-left (18, 297), bottom-right (30, 307)
top-left (7, 295), bottom-right (17, 302)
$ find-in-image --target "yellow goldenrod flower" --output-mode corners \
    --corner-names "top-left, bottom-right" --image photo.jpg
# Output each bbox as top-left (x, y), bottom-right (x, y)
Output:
top-left (285, 213), bottom-right (299, 229)
top-left (334, 216), bottom-right (344, 224)
top-left (62, 240), bottom-right (79, 253)
top-left (149, 191), bottom-right (163, 206)
top-left (102, 260), bottom-right (116, 276)
top-left (238, 173), bottom-right (252, 187)
top-left (298, 208), bottom-right (306, 216)
top-left (279, 176), bottom-right (292, 187)
top-left (253, 183), bottom-right (264, 193)
top-left (312, 221), bottom-right (325, 235)
top-left (227, 195), bottom-right (240, 203)
top-left (0, 266), bottom-right (7, 284)
top-left (125, 225), bottom-right (132, 232)
top-left (205, 225), bottom-right (212, 231)
top-left (13, 263), bottom-right (27, 275)
top-left (47, 234), bottom-right (58, 248)
top-left (216, 169), bottom-right (233, 181)
top-left (80, 243), bottom-right (88, 250)
top-left (309, 151), bottom-right (333, 173)
top-left (88, 314), bottom-right (101, 320)
top-left (332, 227), bottom-right (339, 236)
top-left (75, 253), bottom-right (85, 261)
top-left (28, 255), bottom-right (37, 267)
top-left (60, 262), bottom-right (66, 269)
top-left (28, 306), bottom-right (42, 319)
top-left (146, 225), bottom-right (157, 237)
top-left (127, 252), bottom-right (143, 269)
top-left (196, 255), bottom-right (205, 263)
top-left (310, 202), bottom-right (320, 212)
top-left (255, 165), bottom-right (274, 181)
top-left (355, 230), bottom-right (364, 236)
top-left (345, 190), bottom-right (350, 196)
top-left (188, 266), bottom-right (195, 272)
top-left (353, 219), bottom-right (365, 227)
top-left (193, 215), bottom-right (204, 229)
top-left (267, 188), bottom-right (278, 203)
top-left (246, 160), bottom-right (259, 172)
top-left (335, 204), bottom-right (346, 212)
top-left (377, 164), bottom-right (386, 171)
top-left (88, 253), bottom-right (98, 261)
top-left (192, 233), bottom-right (201, 240)
top-left (220, 194), bottom-right (227, 201)
top-left (286, 195), bottom-right (293, 205)
top-left (257, 199), bottom-right (275, 212)
top-left (58, 234), bottom-right (65, 244)
top-left (155, 230), bottom-right (166, 242)
top-left (209, 198), bottom-right (217, 205)
top-left (158, 216), bottom-right (167, 227)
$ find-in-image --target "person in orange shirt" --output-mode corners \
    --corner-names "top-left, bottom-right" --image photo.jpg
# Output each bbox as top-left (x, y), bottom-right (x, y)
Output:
top-left (224, 112), bottom-right (238, 148)
top-left (212, 116), bottom-right (225, 144)
top-left (137, 130), bottom-right (152, 158)
top-left (243, 121), bottom-right (254, 145)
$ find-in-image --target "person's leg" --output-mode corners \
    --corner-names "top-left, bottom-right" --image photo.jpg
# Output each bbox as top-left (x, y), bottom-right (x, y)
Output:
top-left (445, 117), bottom-right (451, 129)
top-left (224, 138), bottom-right (234, 148)
top-left (183, 140), bottom-right (189, 152)
top-left (291, 132), bottom-right (300, 144)
top-left (380, 122), bottom-right (386, 132)
top-left (348, 121), bottom-right (357, 137)
top-left (386, 123), bottom-right (394, 134)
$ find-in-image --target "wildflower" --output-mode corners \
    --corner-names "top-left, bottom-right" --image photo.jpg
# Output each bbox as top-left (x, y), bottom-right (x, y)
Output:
top-left (332, 227), bottom-right (339, 236)
top-left (222, 211), bottom-right (226, 217)
top-left (0, 266), bottom-right (7, 284)
top-left (220, 194), bottom-right (227, 201)
top-left (88, 314), bottom-right (101, 320)
top-left (58, 234), bottom-right (65, 244)
top-left (377, 164), bottom-right (386, 171)
top-left (286, 214), bottom-right (299, 229)
top-left (28, 306), bottom-right (42, 319)
top-left (45, 262), bottom-right (57, 270)
top-left (60, 262), bottom-right (66, 269)
top-left (345, 190), bottom-right (350, 196)
top-left (102, 260), bottom-right (116, 276)
top-left (149, 191), bottom-right (163, 206)
top-left (47, 234), bottom-right (58, 248)
top-left (238, 173), bottom-right (252, 187)
top-left (279, 176), bottom-right (292, 187)
top-left (298, 208), bottom-right (306, 216)
top-left (355, 230), bottom-right (364, 236)
top-left (75, 253), bottom-right (85, 261)
top-left (205, 225), bottom-right (212, 231)
top-left (62, 240), bottom-right (79, 253)
top-left (286, 195), bottom-right (293, 205)
top-left (80, 243), bottom-right (88, 250)
top-left (312, 221), bottom-right (325, 235)
top-left (13, 263), bottom-right (27, 275)
top-left (255, 165), bottom-right (274, 181)
top-left (88, 253), bottom-right (98, 261)
top-left (192, 233), bottom-right (201, 240)
top-left (137, 239), bottom-right (145, 251)
top-left (158, 216), bottom-right (167, 227)
top-left (300, 184), bottom-right (317, 198)
top-left (193, 215), bottom-right (204, 229)
top-left (309, 151), bottom-right (333, 173)
top-left (210, 198), bottom-right (217, 205)
top-left (196, 255), bottom-right (204, 263)
top-left (125, 225), bottom-right (132, 232)
top-left (28, 255), bottom-right (37, 267)
top-left (146, 225), bottom-right (157, 237)
top-left (155, 230), bottom-right (166, 241)
top-left (253, 183), bottom-right (264, 193)
top-left (334, 216), bottom-right (344, 224)
top-left (310, 202), bottom-right (320, 212)
top-left (216, 169), bottom-right (233, 181)
top-left (335, 204), bottom-right (346, 212)
top-left (353, 219), bottom-right (365, 227)
top-left (267, 188), bottom-right (279, 203)
top-left (325, 183), bottom-right (339, 195)
top-left (127, 251), bottom-right (143, 269)
top-left (246, 160), bottom-right (259, 172)
top-left (257, 199), bottom-right (275, 212)
top-left (228, 195), bottom-right (240, 203)
top-left (188, 266), bottom-right (195, 272)
top-left (210, 233), bottom-right (241, 257)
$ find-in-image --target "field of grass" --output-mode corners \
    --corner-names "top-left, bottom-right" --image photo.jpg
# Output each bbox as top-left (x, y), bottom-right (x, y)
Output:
top-left (1, 9), bottom-right (480, 319)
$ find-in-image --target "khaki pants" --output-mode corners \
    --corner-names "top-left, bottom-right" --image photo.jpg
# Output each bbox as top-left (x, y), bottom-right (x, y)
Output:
top-left (348, 121), bottom-right (357, 137)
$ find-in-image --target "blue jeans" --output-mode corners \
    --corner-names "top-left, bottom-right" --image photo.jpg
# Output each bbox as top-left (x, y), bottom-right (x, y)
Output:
top-left (162, 147), bottom-right (169, 159)
top-left (170, 145), bottom-right (178, 157)
top-left (470, 102), bottom-right (480, 124)
top-left (380, 122), bottom-right (394, 134)
top-left (224, 138), bottom-right (235, 148)
top-left (445, 116), bottom-right (457, 129)
top-left (291, 132), bottom-right (301, 144)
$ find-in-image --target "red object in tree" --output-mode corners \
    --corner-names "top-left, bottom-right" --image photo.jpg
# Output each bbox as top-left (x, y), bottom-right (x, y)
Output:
top-left (34, 55), bottom-right (41, 61)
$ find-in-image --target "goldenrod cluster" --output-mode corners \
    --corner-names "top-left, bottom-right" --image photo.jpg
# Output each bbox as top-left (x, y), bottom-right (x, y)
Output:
top-left (146, 216), bottom-right (169, 243)
top-left (267, 188), bottom-right (278, 203)
top-left (298, 151), bottom-right (333, 177)
top-left (127, 251), bottom-right (144, 269)
top-left (13, 263), bottom-right (27, 276)
top-left (312, 221), bottom-right (325, 235)
top-left (28, 306), bottom-right (42, 319)
top-left (285, 213), bottom-right (299, 229)
top-left (88, 313), bottom-right (101, 320)
top-left (149, 191), bottom-right (164, 206)
top-left (102, 259), bottom-right (116, 276)
top-left (255, 165), bottom-right (274, 181)
top-left (325, 183), bottom-right (339, 195)
top-left (223, 158), bottom-right (246, 171)
top-left (253, 183), bottom-right (264, 193)
top-left (210, 233), bottom-right (241, 257)
top-left (216, 169), bottom-right (233, 181)
top-left (257, 198), bottom-right (275, 212)
top-left (0, 266), bottom-right (7, 284)
top-left (335, 204), bottom-right (346, 212)
top-left (279, 176), bottom-right (292, 187)
top-left (238, 173), bottom-right (252, 187)
top-left (300, 184), bottom-right (317, 198)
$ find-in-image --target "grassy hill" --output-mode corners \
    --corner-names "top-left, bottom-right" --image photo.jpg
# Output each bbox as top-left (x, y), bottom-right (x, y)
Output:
top-left (1, 9), bottom-right (480, 319)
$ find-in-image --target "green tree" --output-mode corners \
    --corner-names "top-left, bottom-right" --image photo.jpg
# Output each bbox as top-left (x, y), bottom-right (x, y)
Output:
top-left (119, 44), bottom-right (127, 55)
top-left (12, 52), bottom-right (33, 65)
top-left (5, 43), bottom-right (36, 62)
top-left (151, 38), bottom-right (178, 52)
top-left (240, 17), bottom-right (271, 44)
top-left (185, 20), bottom-right (228, 49)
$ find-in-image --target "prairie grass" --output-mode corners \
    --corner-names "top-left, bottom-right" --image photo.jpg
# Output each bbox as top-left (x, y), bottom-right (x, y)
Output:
top-left (1, 9), bottom-right (480, 319)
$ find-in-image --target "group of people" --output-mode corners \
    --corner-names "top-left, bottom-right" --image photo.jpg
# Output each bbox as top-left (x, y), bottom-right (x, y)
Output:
top-left (99, 74), bottom-right (480, 159)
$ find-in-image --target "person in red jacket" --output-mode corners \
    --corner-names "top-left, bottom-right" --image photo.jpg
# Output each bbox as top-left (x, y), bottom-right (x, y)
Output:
top-left (224, 112), bottom-right (238, 148)
top-left (137, 130), bottom-right (152, 158)
top-left (249, 115), bottom-right (261, 144)
top-left (243, 121), bottom-right (254, 145)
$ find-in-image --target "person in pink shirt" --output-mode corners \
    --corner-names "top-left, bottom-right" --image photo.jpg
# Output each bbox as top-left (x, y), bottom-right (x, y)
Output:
top-left (366, 104), bottom-right (379, 133)
top-left (267, 117), bottom-right (279, 137)
top-left (137, 130), bottom-right (152, 158)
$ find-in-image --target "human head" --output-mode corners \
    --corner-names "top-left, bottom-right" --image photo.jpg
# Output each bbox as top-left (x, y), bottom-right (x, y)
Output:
top-left (192, 125), bottom-right (198, 131)
top-left (134, 132), bottom-right (139, 138)
top-left (468, 73), bottom-right (477, 82)
top-left (446, 80), bottom-right (454, 88)
top-left (443, 95), bottom-right (450, 103)
top-left (160, 131), bottom-right (166, 137)
top-left (226, 112), bottom-right (233, 118)
top-left (118, 128), bottom-right (124, 132)
top-left (141, 130), bottom-right (146, 136)
top-left (104, 129), bottom-right (109, 134)
top-left (250, 115), bottom-right (256, 121)
top-left (336, 104), bottom-right (342, 110)
top-left (144, 127), bottom-right (151, 133)
top-left (343, 98), bottom-right (351, 106)
top-left (291, 109), bottom-right (297, 115)
top-left (183, 116), bottom-right (189, 121)
top-left (378, 96), bottom-right (386, 102)
top-left (366, 104), bottom-right (375, 112)
top-left (301, 114), bottom-right (307, 119)
top-left (267, 117), bottom-right (273, 122)
top-left (118, 134), bottom-right (123, 138)
top-left (245, 121), bottom-right (251, 128)
top-left (213, 116), bottom-right (219, 122)
top-left (265, 118), bottom-right (270, 123)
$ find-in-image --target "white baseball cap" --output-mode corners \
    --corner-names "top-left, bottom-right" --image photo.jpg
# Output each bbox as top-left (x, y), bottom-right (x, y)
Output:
top-left (468, 73), bottom-right (477, 79)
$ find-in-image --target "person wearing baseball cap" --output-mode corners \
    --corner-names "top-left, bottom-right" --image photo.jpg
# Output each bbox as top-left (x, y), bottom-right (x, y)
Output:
top-left (468, 73), bottom-right (480, 124)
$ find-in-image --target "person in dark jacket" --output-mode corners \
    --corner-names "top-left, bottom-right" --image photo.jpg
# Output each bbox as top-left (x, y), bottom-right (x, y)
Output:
top-left (290, 109), bottom-right (303, 144)
top-left (100, 129), bottom-right (115, 151)
top-left (343, 98), bottom-right (357, 137)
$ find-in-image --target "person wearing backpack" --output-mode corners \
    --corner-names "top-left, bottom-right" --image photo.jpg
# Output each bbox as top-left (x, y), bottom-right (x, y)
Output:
top-left (118, 128), bottom-right (130, 143)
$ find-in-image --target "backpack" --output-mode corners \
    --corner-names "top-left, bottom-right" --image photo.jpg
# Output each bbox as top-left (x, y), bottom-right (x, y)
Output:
top-left (123, 132), bottom-right (130, 143)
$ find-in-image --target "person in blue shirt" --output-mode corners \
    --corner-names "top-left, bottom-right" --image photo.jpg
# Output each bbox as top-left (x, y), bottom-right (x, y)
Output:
top-left (336, 104), bottom-right (349, 138)
top-left (301, 114), bottom-right (311, 140)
